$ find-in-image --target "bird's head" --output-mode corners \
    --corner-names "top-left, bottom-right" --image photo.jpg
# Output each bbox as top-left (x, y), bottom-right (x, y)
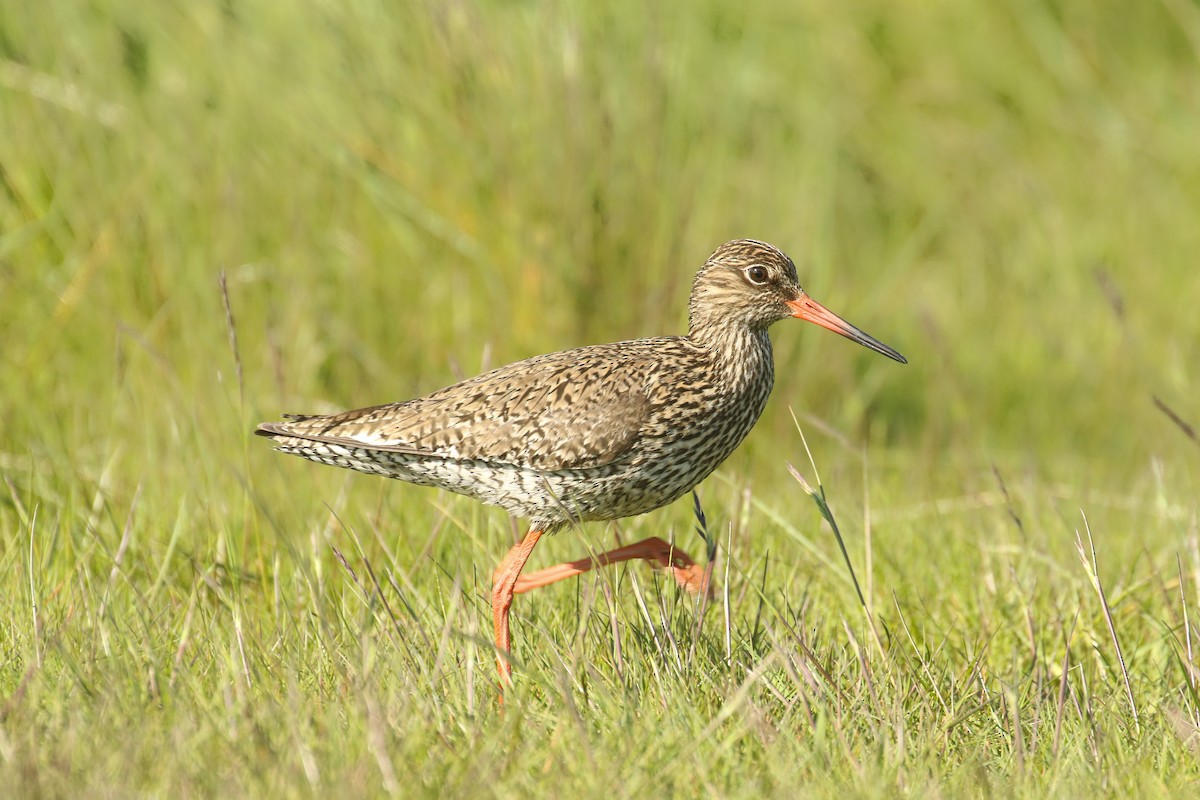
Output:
top-left (688, 239), bottom-right (907, 364)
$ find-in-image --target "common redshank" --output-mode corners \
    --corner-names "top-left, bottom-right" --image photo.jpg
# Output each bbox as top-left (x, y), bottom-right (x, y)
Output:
top-left (256, 239), bottom-right (906, 687)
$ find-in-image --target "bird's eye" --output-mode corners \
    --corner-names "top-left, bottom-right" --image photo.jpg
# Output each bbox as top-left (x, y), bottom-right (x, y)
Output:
top-left (745, 265), bottom-right (769, 285)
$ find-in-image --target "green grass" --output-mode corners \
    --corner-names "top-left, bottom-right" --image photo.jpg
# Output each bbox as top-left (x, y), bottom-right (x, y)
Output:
top-left (3, 0), bottom-right (1200, 796)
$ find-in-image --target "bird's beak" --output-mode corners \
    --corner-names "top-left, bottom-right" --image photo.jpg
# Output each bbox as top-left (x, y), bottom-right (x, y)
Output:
top-left (786, 293), bottom-right (908, 364)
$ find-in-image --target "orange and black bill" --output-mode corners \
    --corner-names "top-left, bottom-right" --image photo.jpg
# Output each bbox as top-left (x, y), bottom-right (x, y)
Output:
top-left (786, 294), bottom-right (908, 365)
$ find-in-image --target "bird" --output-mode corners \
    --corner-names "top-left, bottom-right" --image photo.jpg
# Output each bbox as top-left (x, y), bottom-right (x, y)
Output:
top-left (256, 239), bottom-right (907, 689)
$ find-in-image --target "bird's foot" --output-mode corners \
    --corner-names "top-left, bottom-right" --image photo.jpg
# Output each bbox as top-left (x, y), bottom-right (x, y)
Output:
top-left (668, 559), bottom-right (715, 600)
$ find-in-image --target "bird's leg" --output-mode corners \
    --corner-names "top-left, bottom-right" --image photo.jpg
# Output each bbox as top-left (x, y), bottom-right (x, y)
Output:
top-left (491, 527), bottom-right (544, 689)
top-left (511, 536), bottom-right (714, 599)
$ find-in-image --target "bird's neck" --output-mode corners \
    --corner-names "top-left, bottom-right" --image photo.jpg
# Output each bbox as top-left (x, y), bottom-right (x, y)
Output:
top-left (687, 320), bottom-right (775, 393)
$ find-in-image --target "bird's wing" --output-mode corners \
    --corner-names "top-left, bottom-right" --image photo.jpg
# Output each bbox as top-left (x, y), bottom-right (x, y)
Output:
top-left (257, 341), bottom-right (674, 471)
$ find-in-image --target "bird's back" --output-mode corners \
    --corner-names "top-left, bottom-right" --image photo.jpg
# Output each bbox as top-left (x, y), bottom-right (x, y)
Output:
top-left (256, 332), bottom-right (774, 525)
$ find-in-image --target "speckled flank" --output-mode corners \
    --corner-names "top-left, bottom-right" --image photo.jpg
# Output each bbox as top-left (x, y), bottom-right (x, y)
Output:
top-left (256, 239), bottom-right (801, 531)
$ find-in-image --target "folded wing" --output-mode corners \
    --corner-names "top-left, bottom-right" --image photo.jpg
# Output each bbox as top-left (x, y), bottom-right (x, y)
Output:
top-left (256, 344), bottom-right (662, 471)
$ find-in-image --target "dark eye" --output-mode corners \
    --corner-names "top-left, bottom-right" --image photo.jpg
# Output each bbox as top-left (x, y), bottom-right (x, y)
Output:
top-left (745, 265), bottom-right (769, 285)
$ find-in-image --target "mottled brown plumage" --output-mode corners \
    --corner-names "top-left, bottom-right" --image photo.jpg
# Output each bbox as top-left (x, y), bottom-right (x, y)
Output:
top-left (256, 239), bottom-right (906, 690)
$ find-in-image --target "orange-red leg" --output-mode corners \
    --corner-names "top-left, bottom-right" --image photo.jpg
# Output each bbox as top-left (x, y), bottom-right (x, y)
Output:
top-left (491, 527), bottom-right (544, 687)
top-left (490, 532), bottom-right (713, 694)
top-left (512, 536), bottom-right (714, 598)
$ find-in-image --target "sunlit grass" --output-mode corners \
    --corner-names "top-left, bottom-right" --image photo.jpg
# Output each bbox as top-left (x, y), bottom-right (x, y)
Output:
top-left (2, 0), bottom-right (1199, 796)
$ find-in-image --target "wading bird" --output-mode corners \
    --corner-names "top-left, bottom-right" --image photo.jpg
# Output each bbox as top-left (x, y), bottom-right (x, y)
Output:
top-left (257, 239), bottom-right (906, 689)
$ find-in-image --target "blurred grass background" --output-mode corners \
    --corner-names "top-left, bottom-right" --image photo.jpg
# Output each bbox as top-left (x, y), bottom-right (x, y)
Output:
top-left (2, 0), bottom-right (1199, 796)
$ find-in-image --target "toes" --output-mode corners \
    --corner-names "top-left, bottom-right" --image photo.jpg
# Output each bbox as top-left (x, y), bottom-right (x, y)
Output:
top-left (671, 563), bottom-right (715, 599)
